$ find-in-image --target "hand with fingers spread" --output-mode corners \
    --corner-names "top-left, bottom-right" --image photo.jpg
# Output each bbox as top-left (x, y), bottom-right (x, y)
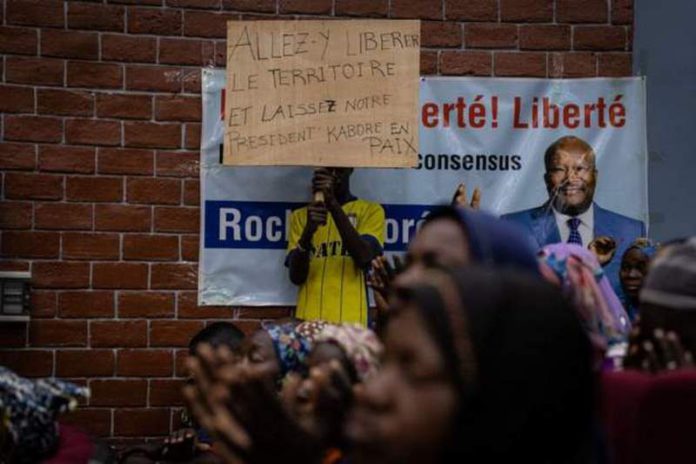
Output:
top-left (161, 428), bottom-right (211, 461)
top-left (451, 183), bottom-right (481, 209)
top-left (184, 343), bottom-right (323, 464)
top-left (624, 324), bottom-right (695, 373)
top-left (368, 255), bottom-right (404, 319)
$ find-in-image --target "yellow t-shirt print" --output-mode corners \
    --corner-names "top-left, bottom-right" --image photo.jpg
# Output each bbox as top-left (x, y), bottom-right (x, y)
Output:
top-left (287, 199), bottom-right (385, 326)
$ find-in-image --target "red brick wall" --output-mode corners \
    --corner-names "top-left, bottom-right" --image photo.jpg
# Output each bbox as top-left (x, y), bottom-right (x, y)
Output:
top-left (0, 0), bottom-right (633, 441)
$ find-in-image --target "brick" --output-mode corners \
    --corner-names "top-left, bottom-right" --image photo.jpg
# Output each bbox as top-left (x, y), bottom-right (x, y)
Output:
top-left (151, 320), bottom-right (204, 347)
top-left (60, 409), bottom-right (112, 437)
top-left (222, 0), bottom-right (275, 12)
top-left (335, 0), bottom-right (388, 17)
top-left (58, 290), bottom-right (115, 318)
top-left (549, 52), bottom-right (597, 77)
top-left (118, 292), bottom-right (175, 318)
top-left (183, 68), bottom-right (203, 93)
top-left (124, 122), bottom-right (181, 149)
top-left (127, 177), bottom-right (181, 205)
top-left (169, 0), bottom-right (221, 7)
top-left (5, 57), bottom-right (64, 86)
top-left (574, 26), bottom-right (626, 51)
top-left (150, 379), bottom-right (186, 406)
top-left (129, 7), bottom-right (182, 35)
top-left (184, 125), bottom-right (202, 150)
top-left (111, 0), bottom-right (162, 4)
top-left (56, 350), bottom-right (115, 377)
top-left (93, 263), bottom-right (149, 289)
top-left (445, 0), bottom-right (497, 21)
top-left (598, 53), bottom-right (632, 77)
top-left (62, 233), bottom-right (120, 261)
top-left (102, 34), bottom-right (157, 63)
top-left (155, 96), bottom-right (201, 122)
top-left (0, 85), bottom-right (34, 113)
top-left (37, 89), bottom-right (94, 116)
top-left (35, 203), bottom-right (93, 230)
top-left (30, 320), bottom-right (87, 346)
top-left (213, 40), bottom-right (226, 67)
top-left (420, 51), bottom-right (438, 75)
top-left (0, 350), bottom-right (53, 377)
top-left (279, 0), bottom-right (331, 14)
top-left (31, 291), bottom-right (57, 318)
top-left (156, 151), bottom-right (199, 178)
top-left (41, 29), bottom-right (98, 60)
top-left (68, 2), bottom-right (125, 32)
top-left (90, 380), bottom-right (147, 406)
top-left (612, 0), bottom-right (632, 25)
top-left (67, 62), bottom-right (123, 89)
top-left (123, 234), bottom-right (179, 260)
top-left (175, 349), bottom-right (190, 376)
top-left (421, 21), bottom-right (461, 48)
top-left (180, 235), bottom-right (198, 261)
top-left (0, 143), bottom-right (35, 170)
top-left (494, 52), bottom-right (546, 77)
top-left (98, 148), bottom-right (154, 175)
top-left (519, 25), bottom-right (570, 50)
top-left (154, 207), bottom-right (199, 233)
top-left (0, 26), bottom-right (38, 55)
top-left (184, 11), bottom-right (238, 38)
top-left (391, 0), bottom-right (441, 19)
top-left (114, 409), bottom-right (169, 437)
top-left (96, 94), bottom-right (152, 121)
top-left (440, 51), bottom-right (492, 76)
top-left (237, 306), bottom-right (292, 319)
top-left (500, 0), bottom-right (552, 22)
top-left (65, 119), bottom-right (121, 146)
top-left (91, 320), bottom-right (148, 348)
top-left (6, 0), bottom-right (64, 28)
top-left (95, 204), bottom-right (151, 232)
top-left (159, 38), bottom-right (215, 66)
top-left (117, 349), bottom-right (173, 377)
top-left (557, 0), bottom-right (608, 23)
top-left (4, 116), bottom-right (62, 143)
top-left (4, 172), bottom-right (62, 200)
top-left (66, 176), bottom-right (123, 202)
top-left (32, 262), bottom-right (90, 289)
top-left (183, 180), bottom-right (200, 206)
top-left (465, 23), bottom-right (517, 49)
top-left (39, 145), bottom-right (95, 174)
top-left (0, 322), bottom-right (27, 347)
top-left (126, 65), bottom-right (182, 92)
top-left (151, 263), bottom-right (197, 290)
top-left (0, 202), bottom-right (32, 229)
top-left (1, 231), bottom-right (59, 258)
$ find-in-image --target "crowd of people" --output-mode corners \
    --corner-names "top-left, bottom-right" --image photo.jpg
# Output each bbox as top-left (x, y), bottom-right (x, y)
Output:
top-left (2, 136), bottom-right (695, 463)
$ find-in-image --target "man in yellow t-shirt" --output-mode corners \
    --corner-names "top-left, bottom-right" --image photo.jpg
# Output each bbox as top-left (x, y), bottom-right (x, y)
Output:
top-left (286, 168), bottom-right (385, 326)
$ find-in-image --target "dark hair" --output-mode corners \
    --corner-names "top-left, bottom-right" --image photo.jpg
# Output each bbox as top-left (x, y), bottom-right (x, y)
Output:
top-left (189, 321), bottom-right (245, 355)
top-left (544, 135), bottom-right (595, 172)
top-left (399, 267), bottom-right (594, 462)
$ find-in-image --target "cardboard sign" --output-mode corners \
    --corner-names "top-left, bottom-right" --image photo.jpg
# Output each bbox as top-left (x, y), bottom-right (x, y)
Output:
top-left (224, 20), bottom-right (420, 167)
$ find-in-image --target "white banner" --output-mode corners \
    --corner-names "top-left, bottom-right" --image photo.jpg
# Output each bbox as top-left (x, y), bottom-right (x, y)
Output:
top-left (199, 69), bottom-right (648, 306)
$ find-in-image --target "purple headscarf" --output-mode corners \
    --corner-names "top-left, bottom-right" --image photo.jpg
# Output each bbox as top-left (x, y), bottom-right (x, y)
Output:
top-left (540, 243), bottom-right (630, 345)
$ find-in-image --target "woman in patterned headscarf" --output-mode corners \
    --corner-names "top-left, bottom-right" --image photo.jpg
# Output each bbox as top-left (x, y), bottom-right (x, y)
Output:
top-left (619, 238), bottom-right (659, 322)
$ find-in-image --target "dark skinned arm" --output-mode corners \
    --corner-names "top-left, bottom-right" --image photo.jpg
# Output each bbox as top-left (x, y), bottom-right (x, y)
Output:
top-left (288, 202), bottom-right (326, 285)
top-left (325, 197), bottom-right (379, 269)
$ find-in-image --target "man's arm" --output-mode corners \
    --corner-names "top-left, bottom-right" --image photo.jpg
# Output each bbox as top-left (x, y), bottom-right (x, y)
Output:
top-left (326, 198), bottom-right (380, 269)
top-left (287, 203), bottom-right (326, 285)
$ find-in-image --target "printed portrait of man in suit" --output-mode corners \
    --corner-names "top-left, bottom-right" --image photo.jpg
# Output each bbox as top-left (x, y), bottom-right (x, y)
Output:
top-left (502, 135), bottom-right (646, 294)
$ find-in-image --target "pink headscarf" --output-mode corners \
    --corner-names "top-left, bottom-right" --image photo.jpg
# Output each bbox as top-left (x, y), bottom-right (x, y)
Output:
top-left (540, 243), bottom-right (630, 345)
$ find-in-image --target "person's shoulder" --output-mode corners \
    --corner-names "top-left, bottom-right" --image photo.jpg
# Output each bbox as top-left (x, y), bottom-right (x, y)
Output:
top-left (594, 204), bottom-right (644, 230)
top-left (501, 204), bottom-right (547, 221)
top-left (351, 198), bottom-right (384, 214)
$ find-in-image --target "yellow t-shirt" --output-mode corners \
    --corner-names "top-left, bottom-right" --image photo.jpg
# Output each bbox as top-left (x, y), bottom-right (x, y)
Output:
top-left (287, 199), bottom-right (385, 326)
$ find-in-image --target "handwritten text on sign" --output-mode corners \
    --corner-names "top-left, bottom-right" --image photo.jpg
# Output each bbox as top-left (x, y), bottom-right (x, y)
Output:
top-left (224, 20), bottom-right (420, 167)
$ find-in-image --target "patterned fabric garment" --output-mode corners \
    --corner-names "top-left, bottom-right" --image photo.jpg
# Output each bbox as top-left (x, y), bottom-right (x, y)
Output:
top-left (540, 243), bottom-right (630, 346)
top-left (0, 366), bottom-right (90, 463)
top-left (295, 320), bottom-right (331, 343)
top-left (263, 322), bottom-right (313, 377)
top-left (567, 217), bottom-right (583, 245)
top-left (315, 324), bottom-right (383, 381)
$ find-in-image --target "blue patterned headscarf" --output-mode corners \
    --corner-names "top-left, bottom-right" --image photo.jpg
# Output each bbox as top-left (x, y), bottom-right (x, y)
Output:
top-left (263, 322), bottom-right (312, 377)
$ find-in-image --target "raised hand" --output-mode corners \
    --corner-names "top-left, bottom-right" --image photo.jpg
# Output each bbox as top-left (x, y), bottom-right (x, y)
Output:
top-left (451, 183), bottom-right (481, 209)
